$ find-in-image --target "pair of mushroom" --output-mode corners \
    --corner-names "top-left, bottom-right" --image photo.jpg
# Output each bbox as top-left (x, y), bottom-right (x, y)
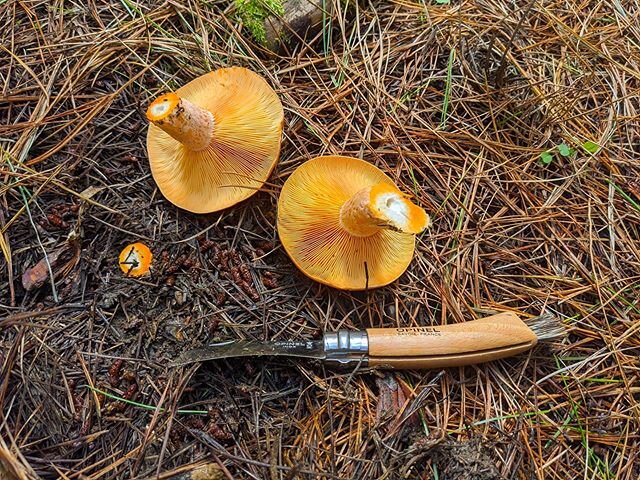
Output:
top-left (145, 67), bottom-right (430, 290)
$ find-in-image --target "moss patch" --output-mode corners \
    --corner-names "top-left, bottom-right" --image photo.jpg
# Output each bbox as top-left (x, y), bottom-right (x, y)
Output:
top-left (235, 0), bottom-right (285, 45)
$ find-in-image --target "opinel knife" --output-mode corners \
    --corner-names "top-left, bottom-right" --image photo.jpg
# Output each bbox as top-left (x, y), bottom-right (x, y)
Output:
top-left (171, 312), bottom-right (564, 370)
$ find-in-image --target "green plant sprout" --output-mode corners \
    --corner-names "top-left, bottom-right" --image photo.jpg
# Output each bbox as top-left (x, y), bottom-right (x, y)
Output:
top-left (582, 140), bottom-right (600, 154)
top-left (539, 140), bottom-right (600, 165)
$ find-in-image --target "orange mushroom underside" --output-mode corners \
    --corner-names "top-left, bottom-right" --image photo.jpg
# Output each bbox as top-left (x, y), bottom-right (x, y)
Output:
top-left (277, 156), bottom-right (419, 290)
top-left (146, 67), bottom-right (284, 214)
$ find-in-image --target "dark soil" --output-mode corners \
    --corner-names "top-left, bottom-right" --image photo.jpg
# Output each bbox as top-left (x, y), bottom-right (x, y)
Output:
top-left (433, 438), bottom-right (502, 480)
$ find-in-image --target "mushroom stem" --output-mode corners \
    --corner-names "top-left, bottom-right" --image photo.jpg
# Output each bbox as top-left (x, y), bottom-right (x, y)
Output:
top-left (339, 183), bottom-right (430, 237)
top-left (146, 92), bottom-right (214, 151)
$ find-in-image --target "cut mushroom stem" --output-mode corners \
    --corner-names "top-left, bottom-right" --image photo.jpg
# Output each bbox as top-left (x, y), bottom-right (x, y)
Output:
top-left (146, 92), bottom-right (214, 151)
top-left (339, 183), bottom-right (430, 237)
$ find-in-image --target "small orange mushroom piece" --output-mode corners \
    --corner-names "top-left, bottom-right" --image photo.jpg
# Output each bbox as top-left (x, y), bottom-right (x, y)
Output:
top-left (146, 67), bottom-right (284, 214)
top-left (277, 156), bottom-right (430, 290)
top-left (119, 242), bottom-right (153, 277)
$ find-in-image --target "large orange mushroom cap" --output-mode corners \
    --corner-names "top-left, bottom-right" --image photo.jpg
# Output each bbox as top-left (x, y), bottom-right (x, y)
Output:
top-left (146, 67), bottom-right (284, 214)
top-left (277, 156), bottom-right (430, 290)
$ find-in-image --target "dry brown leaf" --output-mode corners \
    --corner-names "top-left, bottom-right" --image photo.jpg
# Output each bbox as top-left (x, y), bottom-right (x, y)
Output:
top-left (21, 234), bottom-right (80, 291)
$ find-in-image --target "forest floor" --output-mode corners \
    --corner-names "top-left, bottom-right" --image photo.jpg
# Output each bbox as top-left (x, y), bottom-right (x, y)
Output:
top-left (1, 1), bottom-right (639, 479)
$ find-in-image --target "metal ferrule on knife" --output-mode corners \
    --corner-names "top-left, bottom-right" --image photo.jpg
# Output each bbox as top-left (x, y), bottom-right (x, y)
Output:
top-left (323, 330), bottom-right (369, 365)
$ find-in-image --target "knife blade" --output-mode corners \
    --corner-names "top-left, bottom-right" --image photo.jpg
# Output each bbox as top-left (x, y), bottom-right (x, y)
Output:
top-left (171, 338), bottom-right (326, 366)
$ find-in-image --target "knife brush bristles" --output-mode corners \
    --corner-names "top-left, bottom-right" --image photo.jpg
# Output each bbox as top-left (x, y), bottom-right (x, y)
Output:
top-left (524, 313), bottom-right (567, 341)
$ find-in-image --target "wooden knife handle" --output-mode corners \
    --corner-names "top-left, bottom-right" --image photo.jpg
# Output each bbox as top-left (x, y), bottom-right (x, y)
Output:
top-left (366, 312), bottom-right (538, 368)
top-left (367, 342), bottom-right (537, 369)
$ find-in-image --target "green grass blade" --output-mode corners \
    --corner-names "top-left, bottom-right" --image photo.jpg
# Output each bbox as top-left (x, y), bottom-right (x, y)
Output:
top-left (87, 386), bottom-right (208, 415)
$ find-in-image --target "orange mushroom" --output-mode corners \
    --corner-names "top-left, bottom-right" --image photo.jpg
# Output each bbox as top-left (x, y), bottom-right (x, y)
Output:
top-left (146, 67), bottom-right (284, 214)
top-left (119, 242), bottom-right (153, 277)
top-left (277, 156), bottom-right (430, 290)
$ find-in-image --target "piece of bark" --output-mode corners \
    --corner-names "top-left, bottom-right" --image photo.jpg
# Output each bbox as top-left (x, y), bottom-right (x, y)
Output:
top-left (264, 0), bottom-right (346, 52)
top-left (375, 374), bottom-right (407, 424)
